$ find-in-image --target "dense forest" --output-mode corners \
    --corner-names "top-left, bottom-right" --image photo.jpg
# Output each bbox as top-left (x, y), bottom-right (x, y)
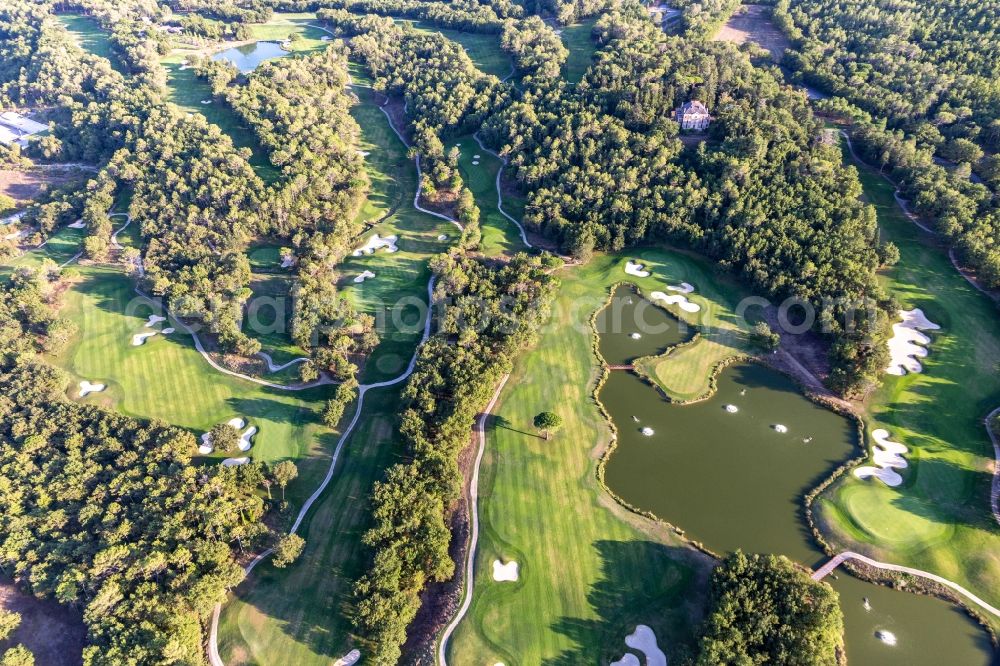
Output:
top-left (0, 267), bottom-right (275, 664)
top-left (697, 551), bottom-right (844, 665)
top-left (352, 252), bottom-right (558, 663)
top-left (776, 0), bottom-right (1000, 287)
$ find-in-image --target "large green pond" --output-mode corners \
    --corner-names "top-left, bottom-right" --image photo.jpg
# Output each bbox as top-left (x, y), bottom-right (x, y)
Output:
top-left (211, 41), bottom-right (290, 73)
top-left (598, 288), bottom-right (994, 665)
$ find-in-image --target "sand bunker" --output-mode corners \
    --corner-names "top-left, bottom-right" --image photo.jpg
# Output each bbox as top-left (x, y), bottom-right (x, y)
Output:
top-left (352, 233), bottom-right (398, 256)
top-left (221, 457), bottom-right (249, 467)
top-left (68, 219), bottom-right (86, 229)
top-left (854, 428), bottom-right (908, 487)
top-left (132, 331), bottom-right (158, 346)
top-left (876, 630), bottom-right (897, 646)
top-left (724, 404), bottom-right (738, 413)
top-left (612, 625), bottom-right (667, 666)
top-left (280, 251), bottom-right (295, 268)
top-left (630, 332), bottom-right (642, 340)
top-left (200, 99), bottom-right (212, 105)
top-left (356, 150), bottom-right (370, 157)
top-left (162, 327), bottom-right (175, 335)
top-left (472, 160), bottom-right (480, 165)
top-left (886, 308), bottom-right (940, 376)
top-left (492, 560), bottom-right (519, 582)
top-left (353, 270), bottom-right (376, 283)
top-left (239, 425), bottom-right (257, 452)
top-left (78, 380), bottom-right (106, 397)
top-left (144, 314), bottom-right (166, 327)
top-left (333, 650), bottom-right (360, 666)
top-left (199, 418), bottom-right (247, 455)
top-left (624, 260), bottom-right (650, 277)
top-left (198, 433), bottom-right (214, 455)
top-left (773, 424), bottom-right (788, 433)
top-left (641, 427), bottom-right (655, 436)
top-left (321, 36), bottom-right (332, 42)
top-left (649, 291), bottom-right (701, 313)
top-left (666, 282), bottom-right (695, 294)
top-left (437, 234), bottom-right (448, 241)
top-left (474, 154), bottom-right (481, 159)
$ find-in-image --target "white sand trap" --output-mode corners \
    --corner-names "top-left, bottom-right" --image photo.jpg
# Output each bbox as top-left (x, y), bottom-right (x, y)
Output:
top-left (853, 428), bottom-right (908, 487)
top-left (886, 308), bottom-right (940, 376)
top-left (179, 64), bottom-right (192, 70)
top-left (492, 560), bottom-right (519, 582)
top-left (353, 270), bottom-right (376, 283)
top-left (199, 433), bottom-right (214, 455)
top-left (641, 427), bottom-right (655, 436)
top-left (724, 404), bottom-right (738, 413)
top-left (352, 233), bottom-right (398, 256)
top-left (238, 426), bottom-right (257, 452)
top-left (437, 234), bottom-right (448, 241)
top-left (200, 99), bottom-right (212, 105)
top-left (356, 150), bottom-right (370, 157)
top-left (78, 381), bottom-right (106, 397)
top-left (162, 327), bottom-right (175, 335)
top-left (145, 314), bottom-right (166, 327)
top-left (132, 331), bottom-right (158, 346)
top-left (611, 655), bottom-right (641, 666)
top-left (474, 154), bottom-right (481, 159)
top-left (630, 332), bottom-right (642, 339)
top-left (221, 457), bottom-right (250, 467)
top-left (625, 625), bottom-right (667, 666)
top-left (68, 219), bottom-right (86, 229)
top-left (624, 260), bottom-right (650, 277)
top-left (649, 291), bottom-right (701, 313)
top-left (228, 417), bottom-right (246, 430)
top-left (333, 650), bottom-right (360, 666)
top-left (280, 252), bottom-right (295, 268)
top-left (666, 282), bottom-right (695, 294)
top-left (773, 424), bottom-right (788, 433)
top-left (472, 160), bottom-right (480, 165)
top-left (321, 36), bottom-right (332, 41)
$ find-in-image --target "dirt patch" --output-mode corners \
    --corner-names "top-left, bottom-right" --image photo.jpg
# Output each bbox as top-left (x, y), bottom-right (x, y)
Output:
top-left (713, 4), bottom-right (791, 61)
top-left (0, 578), bottom-right (86, 666)
top-left (0, 168), bottom-right (89, 204)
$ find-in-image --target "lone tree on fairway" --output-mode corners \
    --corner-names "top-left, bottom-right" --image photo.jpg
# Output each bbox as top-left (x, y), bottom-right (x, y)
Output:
top-left (273, 533), bottom-right (305, 568)
top-left (533, 411), bottom-right (563, 440)
top-left (210, 422), bottom-right (239, 452)
top-left (272, 460), bottom-right (299, 501)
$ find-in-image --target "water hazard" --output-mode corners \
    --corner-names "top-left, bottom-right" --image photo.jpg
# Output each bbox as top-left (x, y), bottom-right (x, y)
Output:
top-left (596, 285), bottom-right (994, 665)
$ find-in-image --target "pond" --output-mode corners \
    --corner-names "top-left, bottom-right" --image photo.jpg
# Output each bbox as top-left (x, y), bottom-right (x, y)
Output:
top-left (212, 41), bottom-right (290, 73)
top-left (597, 287), bottom-right (994, 665)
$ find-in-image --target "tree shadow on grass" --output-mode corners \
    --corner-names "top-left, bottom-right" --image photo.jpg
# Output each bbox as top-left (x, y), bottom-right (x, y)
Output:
top-left (546, 540), bottom-right (711, 665)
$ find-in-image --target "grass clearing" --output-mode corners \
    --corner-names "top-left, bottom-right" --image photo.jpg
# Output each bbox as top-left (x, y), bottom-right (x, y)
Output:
top-left (813, 138), bottom-right (1000, 635)
top-left (56, 13), bottom-right (124, 72)
top-left (49, 266), bottom-right (333, 507)
top-left (1, 224), bottom-right (87, 278)
top-left (560, 19), bottom-right (599, 83)
top-left (445, 134), bottom-right (527, 256)
top-left (399, 20), bottom-right (513, 79)
top-left (447, 251), bottom-right (727, 664)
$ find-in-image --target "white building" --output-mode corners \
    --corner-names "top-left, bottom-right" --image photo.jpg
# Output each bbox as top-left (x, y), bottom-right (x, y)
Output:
top-left (675, 100), bottom-right (711, 131)
top-left (0, 111), bottom-right (48, 148)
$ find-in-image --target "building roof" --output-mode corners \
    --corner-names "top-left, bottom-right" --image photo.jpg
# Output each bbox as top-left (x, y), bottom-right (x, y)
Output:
top-left (0, 125), bottom-right (23, 146)
top-left (0, 111), bottom-right (47, 136)
top-left (680, 100), bottom-right (710, 116)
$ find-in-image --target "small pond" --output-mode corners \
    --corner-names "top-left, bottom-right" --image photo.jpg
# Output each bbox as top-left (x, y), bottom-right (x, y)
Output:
top-left (597, 286), bottom-right (994, 665)
top-left (212, 41), bottom-right (290, 73)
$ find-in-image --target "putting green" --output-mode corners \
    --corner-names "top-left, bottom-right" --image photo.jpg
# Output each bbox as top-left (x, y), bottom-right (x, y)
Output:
top-left (814, 137), bottom-right (1000, 634)
top-left (627, 249), bottom-right (753, 401)
top-left (447, 251), bottom-right (745, 664)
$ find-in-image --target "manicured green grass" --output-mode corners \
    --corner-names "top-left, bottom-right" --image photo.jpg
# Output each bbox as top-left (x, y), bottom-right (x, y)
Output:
top-left (49, 266), bottom-right (333, 508)
top-left (340, 69), bottom-right (455, 384)
top-left (814, 139), bottom-right (1000, 634)
top-left (625, 248), bottom-right (753, 401)
top-left (246, 244), bottom-right (287, 273)
top-left (446, 134), bottom-right (527, 256)
top-left (246, 273), bottom-right (307, 365)
top-left (400, 20), bottom-right (513, 79)
top-left (216, 65), bottom-right (457, 666)
top-left (447, 251), bottom-right (718, 664)
top-left (560, 19), bottom-right (599, 83)
top-left (57, 14), bottom-right (124, 73)
top-left (161, 13), bottom-right (331, 182)
top-left (1, 224), bottom-right (87, 275)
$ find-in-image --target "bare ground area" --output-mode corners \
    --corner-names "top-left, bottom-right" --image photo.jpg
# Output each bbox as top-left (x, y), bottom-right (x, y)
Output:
top-left (0, 578), bottom-right (86, 666)
top-left (713, 4), bottom-right (791, 61)
top-left (0, 168), bottom-right (90, 204)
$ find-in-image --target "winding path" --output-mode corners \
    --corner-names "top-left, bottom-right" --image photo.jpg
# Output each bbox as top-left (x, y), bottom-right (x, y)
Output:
top-left (472, 132), bottom-right (533, 249)
top-left (209, 276), bottom-right (438, 666)
top-left (437, 373), bottom-right (510, 666)
top-left (811, 551), bottom-right (1000, 618)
